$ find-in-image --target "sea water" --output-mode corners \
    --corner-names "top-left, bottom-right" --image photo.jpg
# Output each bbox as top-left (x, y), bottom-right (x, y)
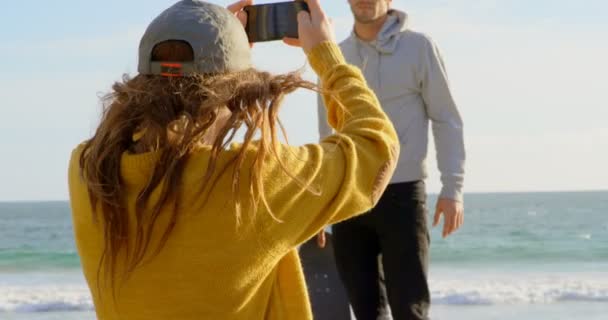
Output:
top-left (1, 192), bottom-right (607, 319)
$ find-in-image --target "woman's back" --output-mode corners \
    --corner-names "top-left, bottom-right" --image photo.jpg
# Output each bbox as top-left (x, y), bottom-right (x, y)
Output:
top-left (70, 145), bottom-right (311, 319)
top-left (70, 110), bottom-right (394, 319)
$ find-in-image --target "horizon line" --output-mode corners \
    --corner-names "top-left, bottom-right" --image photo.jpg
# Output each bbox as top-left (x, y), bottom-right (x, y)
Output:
top-left (1, 189), bottom-right (607, 203)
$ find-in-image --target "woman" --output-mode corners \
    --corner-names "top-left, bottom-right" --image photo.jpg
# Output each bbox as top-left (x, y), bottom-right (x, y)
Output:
top-left (68, 0), bottom-right (399, 319)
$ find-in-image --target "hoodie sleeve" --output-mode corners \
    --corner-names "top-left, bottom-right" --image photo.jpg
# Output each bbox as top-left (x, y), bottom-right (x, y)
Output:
top-left (418, 35), bottom-right (466, 202)
top-left (317, 78), bottom-right (333, 140)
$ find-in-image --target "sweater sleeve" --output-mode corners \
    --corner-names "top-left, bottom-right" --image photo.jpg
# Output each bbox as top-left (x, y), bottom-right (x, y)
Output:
top-left (260, 42), bottom-right (399, 248)
top-left (419, 35), bottom-right (466, 202)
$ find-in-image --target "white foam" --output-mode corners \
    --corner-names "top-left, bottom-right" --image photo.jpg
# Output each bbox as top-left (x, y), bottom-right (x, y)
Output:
top-left (1, 272), bottom-right (608, 312)
top-left (578, 233), bottom-right (592, 240)
top-left (0, 284), bottom-right (93, 313)
top-left (430, 274), bottom-right (608, 305)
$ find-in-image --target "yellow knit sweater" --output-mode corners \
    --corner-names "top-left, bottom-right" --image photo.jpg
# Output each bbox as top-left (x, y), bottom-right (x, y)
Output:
top-left (68, 42), bottom-right (399, 320)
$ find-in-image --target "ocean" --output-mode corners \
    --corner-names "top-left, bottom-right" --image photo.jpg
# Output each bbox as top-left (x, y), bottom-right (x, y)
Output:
top-left (1, 191), bottom-right (607, 319)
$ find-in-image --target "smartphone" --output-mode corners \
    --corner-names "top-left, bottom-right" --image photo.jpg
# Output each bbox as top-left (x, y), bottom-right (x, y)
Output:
top-left (244, 1), bottom-right (309, 42)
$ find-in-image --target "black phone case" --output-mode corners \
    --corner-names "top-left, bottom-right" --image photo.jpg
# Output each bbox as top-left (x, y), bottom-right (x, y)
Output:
top-left (244, 1), bottom-right (309, 42)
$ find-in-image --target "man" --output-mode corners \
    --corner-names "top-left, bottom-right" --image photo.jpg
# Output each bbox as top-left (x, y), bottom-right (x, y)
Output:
top-left (316, 1), bottom-right (466, 319)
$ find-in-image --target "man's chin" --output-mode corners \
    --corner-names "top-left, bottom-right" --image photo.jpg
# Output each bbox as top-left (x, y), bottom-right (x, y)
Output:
top-left (354, 15), bottom-right (377, 24)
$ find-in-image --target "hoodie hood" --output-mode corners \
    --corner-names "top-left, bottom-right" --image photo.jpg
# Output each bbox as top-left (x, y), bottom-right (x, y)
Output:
top-left (348, 9), bottom-right (409, 54)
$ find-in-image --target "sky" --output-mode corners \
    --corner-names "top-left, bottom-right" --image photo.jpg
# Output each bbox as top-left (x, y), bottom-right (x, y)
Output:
top-left (0, 0), bottom-right (607, 201)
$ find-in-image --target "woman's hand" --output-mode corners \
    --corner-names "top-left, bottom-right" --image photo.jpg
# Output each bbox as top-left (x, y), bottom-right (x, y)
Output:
top-left (227, 0), bottom-right (252, 26)
top-left (227, 0), bottom-right (254, 47)
top-left (283, 0), bottom-right (336, 52)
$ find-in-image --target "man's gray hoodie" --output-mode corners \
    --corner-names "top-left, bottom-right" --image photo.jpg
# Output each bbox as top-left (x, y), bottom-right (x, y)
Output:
top-left (317, 9), bottom-right (466, 201)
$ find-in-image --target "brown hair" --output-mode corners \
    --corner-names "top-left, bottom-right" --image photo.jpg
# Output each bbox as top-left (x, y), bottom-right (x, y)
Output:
top-left (79, 41), bottom-right (318, 294)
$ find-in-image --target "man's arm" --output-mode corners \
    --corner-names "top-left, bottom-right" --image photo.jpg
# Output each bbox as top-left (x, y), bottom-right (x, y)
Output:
top-left (419, 35), bottom-right (466, 237)
top-left (315, 79), bottom-right (334, 248)
top-left (317, 78), bottom-right (334, 140)
top-left (419, 35), bottom-right (465, 201)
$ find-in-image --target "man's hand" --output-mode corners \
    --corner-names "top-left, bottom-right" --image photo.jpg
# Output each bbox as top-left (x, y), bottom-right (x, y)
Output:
top-left (433, 198), bottom-right (464, 238)
top-left (316, 231), bottom-right (326, 248)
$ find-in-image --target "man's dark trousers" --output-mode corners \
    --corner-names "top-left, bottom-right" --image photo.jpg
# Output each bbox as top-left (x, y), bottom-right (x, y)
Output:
top-left (332, 181), bottom-right (430, 320)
